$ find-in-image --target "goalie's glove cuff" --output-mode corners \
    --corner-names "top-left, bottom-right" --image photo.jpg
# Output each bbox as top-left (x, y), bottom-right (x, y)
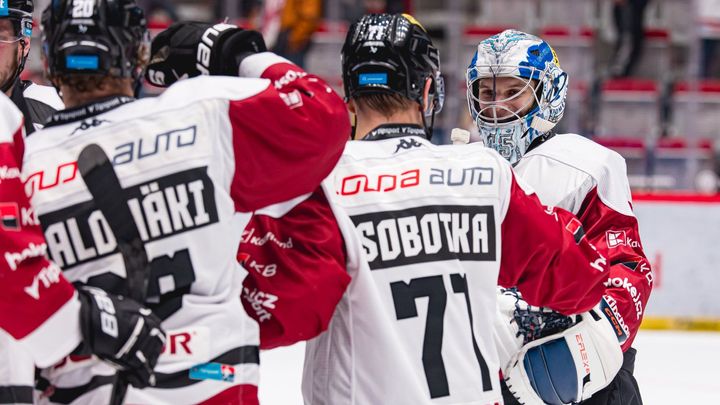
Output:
top-left (76, 286), bottom-right (166, 388)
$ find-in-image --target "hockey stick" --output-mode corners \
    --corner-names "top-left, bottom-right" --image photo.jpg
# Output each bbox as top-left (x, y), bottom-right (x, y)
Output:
top-left (78, 144), bottom-right (151, 405)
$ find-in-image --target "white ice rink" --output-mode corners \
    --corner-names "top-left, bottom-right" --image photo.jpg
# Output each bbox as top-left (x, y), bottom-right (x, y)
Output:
top-left (258, 330), bottom-right (720, 404)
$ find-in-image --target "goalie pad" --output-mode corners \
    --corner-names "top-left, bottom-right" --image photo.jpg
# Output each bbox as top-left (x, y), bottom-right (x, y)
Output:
top-left (503, 300), bottom-right (623, 405)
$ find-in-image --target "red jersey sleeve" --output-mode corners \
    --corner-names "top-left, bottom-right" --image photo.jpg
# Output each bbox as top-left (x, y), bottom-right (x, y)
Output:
top-left (0, 115), bottom-right (81, 366)
top-left (498, 173), bottom-right (609, 315)
top-left (228, 53), bottom-right (351, 212)
top-left (238, 187), bottom-right (350, 349)
top-left (576, 188), bottom-right (652, 350)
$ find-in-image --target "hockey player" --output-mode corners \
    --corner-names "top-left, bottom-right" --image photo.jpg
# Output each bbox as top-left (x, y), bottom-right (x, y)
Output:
top-left (1, 2), bottom-right (65, 401)
top-left (21, 0), bottom-right (350, 403)
top-left (467, 29), bottom-right (650, 405)
top-left (1, 0), bottom-right (64, 133)
top-left (295, 14), bottom-right (614, 404)
top-left (0, 93), bottom-right (165, 403)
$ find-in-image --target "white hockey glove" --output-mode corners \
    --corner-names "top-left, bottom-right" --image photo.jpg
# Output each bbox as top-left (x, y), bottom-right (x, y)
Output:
top-left (500, 295), bottom-right (623, 405)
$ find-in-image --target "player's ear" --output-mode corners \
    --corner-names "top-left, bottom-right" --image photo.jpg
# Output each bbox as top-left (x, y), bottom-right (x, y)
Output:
top-left (422, 77), bottom-right (432, 113)
top-left (347, 98), bottom-right (358, 115)
top-left (21, 37), bottom-right (31, 57)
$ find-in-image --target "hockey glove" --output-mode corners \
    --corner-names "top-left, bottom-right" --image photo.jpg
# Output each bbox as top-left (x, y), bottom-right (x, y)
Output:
top-left (502, 298), bottom-right (624, 405)
top-left (145, 21), bottom-right (266, 87)
top-left (76, 286), bottom-right (166, 388)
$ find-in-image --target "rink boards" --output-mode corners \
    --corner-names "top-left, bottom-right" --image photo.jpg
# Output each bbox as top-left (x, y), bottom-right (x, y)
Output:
top-left (633, 193), bottom-right (720, 330)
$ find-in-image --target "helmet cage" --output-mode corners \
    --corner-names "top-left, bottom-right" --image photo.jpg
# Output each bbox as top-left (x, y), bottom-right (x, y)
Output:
top-left (466, 34), bottom-right (569, 164)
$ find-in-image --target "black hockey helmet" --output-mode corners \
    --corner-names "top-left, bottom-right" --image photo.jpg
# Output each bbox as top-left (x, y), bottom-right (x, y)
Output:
top-left (342, 14), bottom-right (444, 113)
top-left (41, 0), bottom-right (149, 80)
top-left (0, 0), bottom-right (34, 92)
top-left (1, 0), bottom-right (33, 20)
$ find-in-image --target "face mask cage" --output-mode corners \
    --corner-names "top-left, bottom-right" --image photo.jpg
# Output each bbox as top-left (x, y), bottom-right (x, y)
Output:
top-left (466, 64), bottom-right (548, 131)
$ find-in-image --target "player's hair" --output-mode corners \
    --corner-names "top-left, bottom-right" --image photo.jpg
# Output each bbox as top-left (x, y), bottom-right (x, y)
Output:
top-left (52, 74), bottom-right (129, 94)
top-left (50, 46), bottom-right (149, 94)
top-left (353, 93), bottom-right (417, 119)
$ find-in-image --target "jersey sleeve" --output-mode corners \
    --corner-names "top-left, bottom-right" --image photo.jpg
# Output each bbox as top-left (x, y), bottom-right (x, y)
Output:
top-left (498, 172), bottom-right (609, 315)
top-left (228, 52), bottom-right (351, 212)
top-left (0, 110), bottom-right (82, 368)
top-left (238, 187), bottom-right (350, 349)
top-left (575, 188), bottom-right (652, 350)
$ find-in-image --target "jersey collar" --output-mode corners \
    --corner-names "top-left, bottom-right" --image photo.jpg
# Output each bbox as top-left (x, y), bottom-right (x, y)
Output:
top-left (45, 96), bottom-right (134, 128)
top-left (362, 123), bottom-right (427, 141)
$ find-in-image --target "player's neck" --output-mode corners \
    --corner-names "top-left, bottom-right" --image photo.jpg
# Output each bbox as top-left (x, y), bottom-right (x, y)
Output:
top-left (59, 83), bottom-right (134, 109)
top-left (354, 109), bottom-right (423, 140)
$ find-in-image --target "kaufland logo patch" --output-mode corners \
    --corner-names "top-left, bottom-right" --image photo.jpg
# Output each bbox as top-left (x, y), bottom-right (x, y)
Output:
top-left (606, 230), bottom-right (627, 248)
top-left (605, 230), bottom-right (641, 249)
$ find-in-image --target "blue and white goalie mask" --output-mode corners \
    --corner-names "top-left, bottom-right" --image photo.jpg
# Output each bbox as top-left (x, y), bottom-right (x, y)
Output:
top-left (467, 30), bottom-right (568, 164)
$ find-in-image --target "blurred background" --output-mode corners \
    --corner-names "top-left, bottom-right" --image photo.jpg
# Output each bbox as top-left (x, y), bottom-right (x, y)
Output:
top-left (25, 0), bottom-right (720, 194)
top-left (23, 0), bottom-right (720, 337)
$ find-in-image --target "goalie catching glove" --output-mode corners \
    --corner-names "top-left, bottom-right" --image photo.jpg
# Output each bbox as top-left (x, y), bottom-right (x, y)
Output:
top-left (495, 289), bottom-right (623, 404)
top-left (75, 286), bottom-right (166, 388)
top-left (145, 21), bottom-right (267, 87)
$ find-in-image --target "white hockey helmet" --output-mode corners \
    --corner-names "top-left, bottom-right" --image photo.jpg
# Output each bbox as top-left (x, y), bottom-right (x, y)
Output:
top-left (467, 30), bottom-right (568, 164)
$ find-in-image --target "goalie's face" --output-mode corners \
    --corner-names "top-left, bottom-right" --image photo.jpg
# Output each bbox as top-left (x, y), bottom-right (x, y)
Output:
top-left (473, 76), bottom-right (538, 124)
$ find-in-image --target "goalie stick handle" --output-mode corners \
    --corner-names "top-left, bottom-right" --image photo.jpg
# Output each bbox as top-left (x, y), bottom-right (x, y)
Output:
top-left (77, 143), bottom-right (151, 405)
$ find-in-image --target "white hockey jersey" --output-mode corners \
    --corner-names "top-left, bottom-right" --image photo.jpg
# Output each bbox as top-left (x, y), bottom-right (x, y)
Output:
top-left (19, 53), bottom-right (349, 404)
top-left (0, 94), bottom-right (80, 405)
top-left (514, 134), bottom-right (652, 350)
top-left (302, 126), bottom-right (610, 405)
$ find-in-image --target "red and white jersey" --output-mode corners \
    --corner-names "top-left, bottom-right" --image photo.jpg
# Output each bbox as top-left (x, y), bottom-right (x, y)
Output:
top-left (4, 81), bottom-right (64, 405)
top-left (238, 186), bottom-right (351, 350)
top-left (20, 53), bottom-right (349, 404)
top-left (515, 133), bottom-right (653, 350)
top-left (302, 130), bottom-right (609, 405)
top-left (0, 94), bottom-right (81, 369)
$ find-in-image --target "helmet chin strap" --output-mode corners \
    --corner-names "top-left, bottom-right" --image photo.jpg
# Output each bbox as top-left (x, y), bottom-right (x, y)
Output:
top-left (1, 40), bottom-right (28, 94)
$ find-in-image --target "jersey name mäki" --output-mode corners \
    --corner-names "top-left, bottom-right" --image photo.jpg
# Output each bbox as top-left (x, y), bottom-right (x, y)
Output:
top-left (39, 167), bottom-right (218, 269)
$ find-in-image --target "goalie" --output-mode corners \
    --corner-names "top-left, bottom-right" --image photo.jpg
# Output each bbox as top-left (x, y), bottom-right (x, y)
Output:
top-left (465, 30), bottom-right (651, 405)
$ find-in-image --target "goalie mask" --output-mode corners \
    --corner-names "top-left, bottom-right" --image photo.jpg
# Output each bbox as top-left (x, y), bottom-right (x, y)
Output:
top-left (467, 30), bottom-right (568, 164)
top-left (0, 0), bottom-right (34, 92)
top-left (342, 13), bottom-right (444, 138)
top-left (41, 0), bottom-right (149, 81)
